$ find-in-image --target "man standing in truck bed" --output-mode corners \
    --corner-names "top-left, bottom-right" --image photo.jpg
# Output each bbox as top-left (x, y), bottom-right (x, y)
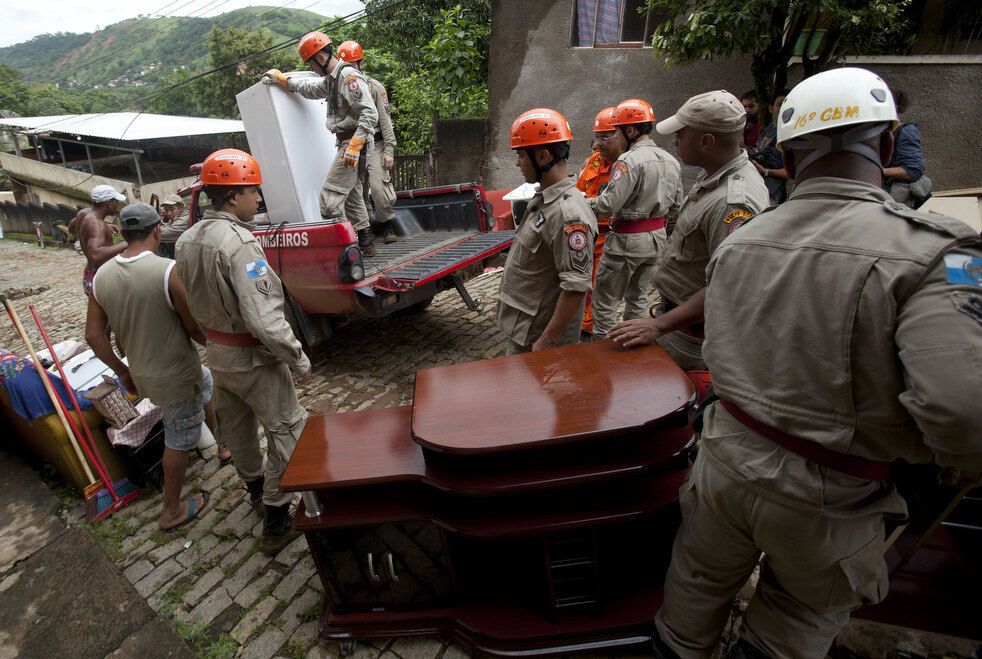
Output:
top-left (263, 31), bottom-right (379, 256)
top-left (337, 40), bottom-right (399, 245)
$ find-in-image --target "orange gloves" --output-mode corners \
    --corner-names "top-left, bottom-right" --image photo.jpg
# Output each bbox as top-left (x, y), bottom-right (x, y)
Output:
top-left (262, 69), bottom-right (290, 87)
top-left (343, 135), bottom-right (366, 168)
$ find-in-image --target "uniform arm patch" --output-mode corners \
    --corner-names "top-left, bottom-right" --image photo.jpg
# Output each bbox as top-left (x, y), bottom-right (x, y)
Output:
top-left (944, 253), bottom-right (982, 287)
top-left (245, 260), bottom-right (268, 279)
top-left (723, 208), bottom-right (753, 234)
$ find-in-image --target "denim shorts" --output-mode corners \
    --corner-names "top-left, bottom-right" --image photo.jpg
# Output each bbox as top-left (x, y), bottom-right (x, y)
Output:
top-left (161, 367), bottom-right (214, 451)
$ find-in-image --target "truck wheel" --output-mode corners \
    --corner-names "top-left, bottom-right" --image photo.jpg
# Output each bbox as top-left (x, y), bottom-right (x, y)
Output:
top-left (395, 295), bottom-right (435, 317)
top-left (283, 297), bottom-right (310, 350)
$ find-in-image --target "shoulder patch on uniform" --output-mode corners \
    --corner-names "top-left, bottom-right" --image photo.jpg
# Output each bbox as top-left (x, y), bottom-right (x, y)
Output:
top-left (245, 260), bottom-right (268, 279)
top-left (567, 229), bottom-right (589, 253)
top-left (883, 201), bottom-right (979, 240)
top-left (944, 253), bottom-right (982, 287)
top-left (723, 208), bottom-right (753, 235)
top-left (950, 291), bottom-right (982, 326)
top-left (610, 161), bottom-right (628, 183)
top-left (564, 222), bottom-right (590, 235)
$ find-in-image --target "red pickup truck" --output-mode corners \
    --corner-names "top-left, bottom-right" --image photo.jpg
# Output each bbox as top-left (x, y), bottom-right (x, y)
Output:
top-left (180, 180), bottom-right (515, 347)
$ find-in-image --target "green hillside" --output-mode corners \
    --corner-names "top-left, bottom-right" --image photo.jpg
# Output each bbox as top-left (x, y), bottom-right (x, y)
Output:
top-left (0, 6), bottom-right (326, 89)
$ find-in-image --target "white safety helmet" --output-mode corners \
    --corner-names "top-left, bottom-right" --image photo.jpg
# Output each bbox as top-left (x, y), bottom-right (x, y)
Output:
top-left (777, 67), bottom-right (898, 174)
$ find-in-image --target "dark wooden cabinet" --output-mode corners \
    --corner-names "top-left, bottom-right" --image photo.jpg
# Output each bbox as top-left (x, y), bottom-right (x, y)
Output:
top-left (282, 341), bottom-right (695, 655)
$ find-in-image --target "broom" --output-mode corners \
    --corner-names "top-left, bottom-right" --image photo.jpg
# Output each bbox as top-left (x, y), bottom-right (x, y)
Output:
top-left (28, 303), bottom-right (141, 519)
top-left (3, 297), bottom-right (102, 517)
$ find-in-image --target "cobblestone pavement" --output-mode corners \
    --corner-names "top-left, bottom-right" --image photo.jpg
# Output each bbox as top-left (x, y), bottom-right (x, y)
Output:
top-left (1, 240), bottom-right (979, 659)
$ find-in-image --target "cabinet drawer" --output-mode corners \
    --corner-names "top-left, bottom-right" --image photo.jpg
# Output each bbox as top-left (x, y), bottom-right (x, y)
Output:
top-left (309, 521), bottom-right (453, 612)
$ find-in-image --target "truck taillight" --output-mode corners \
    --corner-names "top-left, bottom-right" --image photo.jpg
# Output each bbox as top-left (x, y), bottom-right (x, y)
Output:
top-left (338, 244), bottom-right (365, 283)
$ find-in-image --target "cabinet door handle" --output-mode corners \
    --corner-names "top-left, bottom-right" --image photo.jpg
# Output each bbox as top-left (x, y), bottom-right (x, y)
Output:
top-left (385, 551), bottom-right (400, 582)
top-left (367, 552), bottom-right (381, 583)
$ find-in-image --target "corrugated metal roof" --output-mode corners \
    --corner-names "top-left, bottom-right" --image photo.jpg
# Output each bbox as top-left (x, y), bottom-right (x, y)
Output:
top-left (0, 113), bottom-right (244, 141)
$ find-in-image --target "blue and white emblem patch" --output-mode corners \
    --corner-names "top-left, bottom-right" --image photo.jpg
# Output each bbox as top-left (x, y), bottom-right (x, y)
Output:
top-left (245, 260), bottom-right (268, 279)
top-left (944, 253), bottom-right (982, 287)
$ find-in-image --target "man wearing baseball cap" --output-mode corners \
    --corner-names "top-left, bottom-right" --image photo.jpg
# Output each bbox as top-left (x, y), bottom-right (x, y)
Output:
top-left (157, 194), bottom-right (189, 259)
top-left (609, 90), bottom-right (768, 371)
top-left (86, 203), bottom-right (214, 531)
top-left (68, 184), bottom-right (129, 296)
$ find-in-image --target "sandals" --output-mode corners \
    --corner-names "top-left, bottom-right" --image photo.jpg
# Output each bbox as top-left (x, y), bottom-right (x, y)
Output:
top-left (162, 491), bottom-right (210, 532)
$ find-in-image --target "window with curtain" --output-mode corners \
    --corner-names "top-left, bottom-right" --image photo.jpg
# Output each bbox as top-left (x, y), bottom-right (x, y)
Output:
top-left (572, 0), bottom-right (666, 47)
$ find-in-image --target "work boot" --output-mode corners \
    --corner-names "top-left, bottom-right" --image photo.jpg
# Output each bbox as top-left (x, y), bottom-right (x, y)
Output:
top-left (245, 476), bottom-right (265, 516)
top-left (383, 223), bottom-right (397, 244)
top-left (261, 503), bottom-right (300, 555)
top-left (357, 228), bottom-right (377, 257)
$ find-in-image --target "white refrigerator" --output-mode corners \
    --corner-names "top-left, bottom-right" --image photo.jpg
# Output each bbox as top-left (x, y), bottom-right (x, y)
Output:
top-left (236, 72), bottom-right (337, 224)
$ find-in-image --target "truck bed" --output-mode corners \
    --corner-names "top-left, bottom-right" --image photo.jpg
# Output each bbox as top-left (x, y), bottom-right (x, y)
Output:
top-left (365, 230), bottom-right (478, 272)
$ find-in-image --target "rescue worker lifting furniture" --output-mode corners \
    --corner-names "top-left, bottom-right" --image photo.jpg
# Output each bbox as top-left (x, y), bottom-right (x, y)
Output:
top-left (574, 106), bottom-right (620, 337)
top-left (609, 90), bottom-right (769, 371)
top-left (337, 39), bottom-right (399, 245)
top-left (84, 202), bottom-right (214, 531)
top-left (650, 69), bottom-right (982, 658)
top-left (587, 98), bottom-right (683, 340)
top-left (263, 31), bottom-right (380, 256)
top-left (175, 149), bottom-right (313, 556)
top-left (497, 108), bottom-right (597, 355)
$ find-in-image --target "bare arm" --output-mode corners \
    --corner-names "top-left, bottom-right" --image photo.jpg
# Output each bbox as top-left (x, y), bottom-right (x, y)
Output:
top-left (532, 290), bottom-right (587, 352)
top-left (609, 288), bottom-right (706, 349)
top-left (83, 221), bottom-right (127, 267)
top-left (883, 166), bottom-right (914, 182)
top-left (168, 267), bottom-right (206, 346)
top-left (84, 296), bottom-right (135, 393)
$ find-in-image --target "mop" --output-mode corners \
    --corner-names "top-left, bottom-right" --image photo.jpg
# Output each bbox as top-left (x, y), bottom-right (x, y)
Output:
top-left (28, 304), bottom-right (141, 519)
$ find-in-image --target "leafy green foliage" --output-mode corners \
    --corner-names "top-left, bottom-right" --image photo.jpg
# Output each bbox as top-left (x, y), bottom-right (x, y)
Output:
top-left (644, 0), bottom-right (912, 124)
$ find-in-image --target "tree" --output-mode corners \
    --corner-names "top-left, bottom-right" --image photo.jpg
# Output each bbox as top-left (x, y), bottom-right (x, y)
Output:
top-left (193, 27), bottom-right (299, 118)
top-left (644, 0), bottom-right (912, 124)
top-left (0, 64), bottom-right (30, 115)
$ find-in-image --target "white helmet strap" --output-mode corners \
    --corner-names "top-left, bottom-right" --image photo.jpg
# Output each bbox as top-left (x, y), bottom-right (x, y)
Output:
top-left (783, 122), bottom-right (890, 175)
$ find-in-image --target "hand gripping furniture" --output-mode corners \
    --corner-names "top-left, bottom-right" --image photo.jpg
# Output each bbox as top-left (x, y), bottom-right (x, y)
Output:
top-left (281, 340), bottom-right (696, 655)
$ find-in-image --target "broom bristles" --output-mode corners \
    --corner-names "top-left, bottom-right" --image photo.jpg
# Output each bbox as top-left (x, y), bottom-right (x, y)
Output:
top-left (85, 478), bottom-right (142, 524)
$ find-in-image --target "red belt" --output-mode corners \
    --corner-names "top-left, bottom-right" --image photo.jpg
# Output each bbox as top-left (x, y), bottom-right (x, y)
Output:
top-left (720, 400), bottom-right (891, 481)
top-left (206, 328), bottom-right (263, 347)
top-left (612, 216), bottom-right (665, 234)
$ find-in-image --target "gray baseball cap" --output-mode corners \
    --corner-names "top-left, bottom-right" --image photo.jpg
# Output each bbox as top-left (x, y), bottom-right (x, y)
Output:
top-left (656, 90), bottom-right (747, 134)
top-left (119, 203), bottom-right (162, 230)
top-left (160, 194), bottom-right (184, 206)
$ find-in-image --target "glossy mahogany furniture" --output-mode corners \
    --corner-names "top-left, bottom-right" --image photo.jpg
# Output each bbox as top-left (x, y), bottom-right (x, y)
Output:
top-left (281, 340), bottom-right (696, 655)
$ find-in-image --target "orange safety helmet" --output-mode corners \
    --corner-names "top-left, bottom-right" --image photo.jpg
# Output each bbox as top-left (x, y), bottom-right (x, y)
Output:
top-left (509, 108), bottom-right (573, 150)
top-left (611, 99), bottom-right (656, 126)
top-left (592, 107), bottom-right (617, 133)
top-left (199, 149), bottom-right (262, 186)
top-left (336, 40), bottom-right (364, 63)
top-left (298, 31), bottom-right (332, 63)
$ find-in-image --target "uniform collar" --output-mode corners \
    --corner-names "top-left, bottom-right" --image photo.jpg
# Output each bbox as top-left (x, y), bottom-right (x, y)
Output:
top-left (629, 136), bottom-right (654, 152)
top-left (787, 177), bottom-right (893, 204)
top-left (202, 209), bottom-right (257, 230)
top-left (331, 62), bottom-right (354, 80)
top-left (694, 151), bottom-right (749, 192)
top-left (539, 176), bottom-right (577, 204)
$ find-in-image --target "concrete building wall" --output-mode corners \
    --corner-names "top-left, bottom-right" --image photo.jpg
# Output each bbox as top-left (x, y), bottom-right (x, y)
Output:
top-left (485, 0), bottom-right (982, 191)
top-left (433, 118), bottom-right (487, 185)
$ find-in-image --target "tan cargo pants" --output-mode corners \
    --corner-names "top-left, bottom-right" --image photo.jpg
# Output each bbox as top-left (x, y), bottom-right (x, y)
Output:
top-left (213, 362), bottom-right (308, 507)
top-left (366, 140), bottom-right (396, 223)
top-left (319, 137), bottom-right (371, 231)
top-left (655, 453), bottom-right (889, 659)
top-left (591, 252), bottom-right (656, 338)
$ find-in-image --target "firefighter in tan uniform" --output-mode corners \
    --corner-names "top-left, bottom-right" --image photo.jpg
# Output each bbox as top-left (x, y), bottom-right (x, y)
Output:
top-left (175, 149), bottom-right (312, 556)
top-left (652, 69), bottom-right (982, 659)
top-left (498, 108), bottom-right (597, 355)
top-left (588, 99), bottom-right (683, 339)
top-left (337, 40), bottom-right (399, 244)
top-left (263, 31), bottom-right (380, 256)
top-left (611, 91), bottom-right (768, 370)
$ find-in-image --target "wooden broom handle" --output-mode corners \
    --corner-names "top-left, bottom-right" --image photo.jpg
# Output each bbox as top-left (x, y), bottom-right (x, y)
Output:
top-left (2, 298), bottom-right (96, 484)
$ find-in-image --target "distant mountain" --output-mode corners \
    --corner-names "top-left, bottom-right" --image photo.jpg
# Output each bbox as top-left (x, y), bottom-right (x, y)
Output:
top-left (0, 6), bottom-right (326, 89)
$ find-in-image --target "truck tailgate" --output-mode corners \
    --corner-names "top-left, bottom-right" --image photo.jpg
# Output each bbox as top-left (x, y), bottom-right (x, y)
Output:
top-left (378, 230), bottom-right (515, 286)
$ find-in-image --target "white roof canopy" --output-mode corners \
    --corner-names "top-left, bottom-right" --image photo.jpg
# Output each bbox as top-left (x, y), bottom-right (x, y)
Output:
top-left (0, 112), bottom-right (244, 141)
